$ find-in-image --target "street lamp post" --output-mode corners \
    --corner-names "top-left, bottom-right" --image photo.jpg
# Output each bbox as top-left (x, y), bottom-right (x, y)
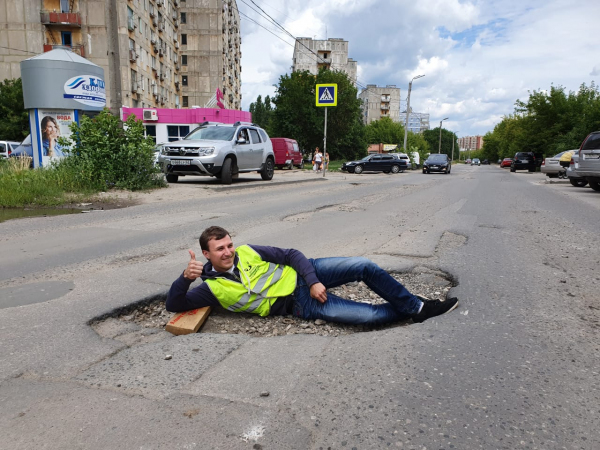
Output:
top-left (438, 117), bottom-right (449, 153)
top-left (403, 74), bottom-right (425, 152)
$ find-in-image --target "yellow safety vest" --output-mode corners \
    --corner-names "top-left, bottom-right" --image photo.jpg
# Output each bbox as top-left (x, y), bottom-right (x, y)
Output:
top-left (204, 245), bottom-right (297, 317)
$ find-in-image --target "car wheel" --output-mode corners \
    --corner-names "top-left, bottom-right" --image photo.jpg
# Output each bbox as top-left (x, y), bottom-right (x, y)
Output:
top-left (422, 169), bottom-right (426, 174)
top-left (589, 180), bottom-right (600, 192)
top-left (261, 157), bottom-right (274, 180)
top-left (447, 167), bottom-right (451, 174)
top-left (221, 157), bottom-right (233, 185)
top-left (354, 165), bottom-right (363, 174)
top-left (298, 160), bottom-right (304, 169)
top-left (510, 167), bottom-right (516, 172)
top-left (391, 165), bottom-right (400, 174)
top-left (166, 174), bottom-right (178, 183)
top-left (528, 168), bottom-right (535, 172)
top-left (383, 170), bottom-right (390, 174)
top-left (569, 178), bottom-right (588, 187)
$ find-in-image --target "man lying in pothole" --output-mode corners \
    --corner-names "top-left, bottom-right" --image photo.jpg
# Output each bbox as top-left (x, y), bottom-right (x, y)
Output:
top-left (166, 226), bottom-right (459, 332)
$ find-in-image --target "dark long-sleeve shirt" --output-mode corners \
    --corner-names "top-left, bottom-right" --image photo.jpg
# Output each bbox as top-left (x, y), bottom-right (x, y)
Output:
top-left (165, 245), bottom-right (319, 316)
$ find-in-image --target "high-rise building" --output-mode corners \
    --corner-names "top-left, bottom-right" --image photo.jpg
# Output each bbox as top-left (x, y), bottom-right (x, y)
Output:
top-left (0, 0), bottom-right (241, 112)
top-left (458, 135), bottom-right (484, 150)
top-left (359, 85), bottom-right (400, 124)
top-left (292, 37), bottom-right (357, 84)
top-left (179, 0), bottom-right (241, 110)
top-left (398, 111), bottom-right (430, 133)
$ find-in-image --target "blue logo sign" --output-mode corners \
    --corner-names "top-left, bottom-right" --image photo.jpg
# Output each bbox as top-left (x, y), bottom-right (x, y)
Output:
top-left (64, 75), bottom-right (106, 107)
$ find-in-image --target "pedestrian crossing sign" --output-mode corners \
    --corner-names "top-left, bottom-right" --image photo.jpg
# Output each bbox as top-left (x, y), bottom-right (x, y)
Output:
top-left (316, 84), bottom-right (337, 107)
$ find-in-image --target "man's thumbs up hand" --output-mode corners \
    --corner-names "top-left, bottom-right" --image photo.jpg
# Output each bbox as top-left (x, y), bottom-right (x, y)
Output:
top-left (184, 249), bottom-right (204, 281)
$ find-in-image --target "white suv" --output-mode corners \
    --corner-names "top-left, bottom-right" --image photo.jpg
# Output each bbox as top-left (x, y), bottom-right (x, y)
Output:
top-left (577, 131), bottom-right (600, 191)
top-left (157, 121), bottom-right (275, 185)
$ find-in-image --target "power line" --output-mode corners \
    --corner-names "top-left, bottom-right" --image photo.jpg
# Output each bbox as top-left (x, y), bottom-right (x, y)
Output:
top-left (236, 1), bottom-right (383, 98)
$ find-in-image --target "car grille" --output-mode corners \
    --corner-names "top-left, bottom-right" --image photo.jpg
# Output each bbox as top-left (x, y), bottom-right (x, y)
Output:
top-left (165, 148), bottom-right (200, 157)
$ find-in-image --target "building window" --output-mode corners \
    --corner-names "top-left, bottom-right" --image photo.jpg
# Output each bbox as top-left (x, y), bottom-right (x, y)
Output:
top-left (61, 31), bottom-right (72, 46)
top-left (181, 12), bottom-right (186, 23)
top-left (181, 55), bottom-right (187, 65)
top-left (144, 125), bottom-right (156, 143)
top-left (167, 125), bottom-right (190, 142)
top-left (181, 34), bottom-right (187, 45)
top-left (182, 96), bottom-right (188, 107)
top-left (182, 75), bottom-right (188, 86)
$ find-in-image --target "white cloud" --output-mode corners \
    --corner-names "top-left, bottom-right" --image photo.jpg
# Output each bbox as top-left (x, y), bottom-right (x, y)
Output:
top-left (238, 0), bottom-right (600, 136)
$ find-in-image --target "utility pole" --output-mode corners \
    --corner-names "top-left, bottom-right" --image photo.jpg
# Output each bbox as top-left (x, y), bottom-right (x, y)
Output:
top-left (438, 117), bottom-right (449, 153)
top-left (403, 74), bottom-right (425, 152)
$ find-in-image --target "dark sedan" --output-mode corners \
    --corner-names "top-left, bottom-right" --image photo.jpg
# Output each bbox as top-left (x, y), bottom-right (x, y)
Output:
top-left (423, 154), bottom-right (451, 174)
top-left (341, 154), bottom-right (407, 174)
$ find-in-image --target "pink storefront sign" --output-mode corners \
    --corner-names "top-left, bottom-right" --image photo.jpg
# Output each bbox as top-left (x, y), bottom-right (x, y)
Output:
top-left (122, 108), bottom-right (252, 125)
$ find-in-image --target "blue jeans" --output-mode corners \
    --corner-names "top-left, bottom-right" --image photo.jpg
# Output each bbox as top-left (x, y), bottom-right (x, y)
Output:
top-left (292, 257), bottom-right (422, 325)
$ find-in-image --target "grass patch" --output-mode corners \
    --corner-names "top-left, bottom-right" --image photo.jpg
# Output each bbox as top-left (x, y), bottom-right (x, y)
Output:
top-left (0, 110), bottom-right (166, 209)
top-left (0, 157), bottom-right (99, 207)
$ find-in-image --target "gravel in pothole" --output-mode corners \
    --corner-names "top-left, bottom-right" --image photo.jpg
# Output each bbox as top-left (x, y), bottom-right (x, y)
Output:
top-left (116, 271), bottom-right (452, 337)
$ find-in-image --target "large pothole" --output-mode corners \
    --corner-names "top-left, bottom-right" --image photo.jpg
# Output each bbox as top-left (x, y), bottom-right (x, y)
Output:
top-left (91, 268), bottom-right (455, 341)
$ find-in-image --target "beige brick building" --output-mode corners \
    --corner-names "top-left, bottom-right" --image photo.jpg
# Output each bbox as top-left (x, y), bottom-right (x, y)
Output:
top-left (292, 37), bottom-right (357, 84)
top-left (359, 84), bottom-right (401, 124)
top-left (0, 0), bottom-right (241, 112)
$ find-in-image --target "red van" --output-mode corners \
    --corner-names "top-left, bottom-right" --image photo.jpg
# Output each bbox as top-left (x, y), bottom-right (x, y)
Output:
top-left (270, 138), bottom-right (304, 169)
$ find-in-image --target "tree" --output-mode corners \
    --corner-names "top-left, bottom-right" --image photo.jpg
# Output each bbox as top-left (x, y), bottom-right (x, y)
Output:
top-left (248, 95), bottom-right (274, 134)
top-left (364, 117), bottom-right (404, 147)
top-left (482, 82), bottom-right (600, 160)
top-left (271, 69), bottom-right (365, 160)
top-left (0, 78), bottom-right (29, 141)
top-left (422, 127), bottom-right (456, 157)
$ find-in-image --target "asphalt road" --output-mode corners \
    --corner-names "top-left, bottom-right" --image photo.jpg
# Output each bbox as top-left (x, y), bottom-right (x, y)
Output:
top-left (0, 165), bottom-right (598, 449)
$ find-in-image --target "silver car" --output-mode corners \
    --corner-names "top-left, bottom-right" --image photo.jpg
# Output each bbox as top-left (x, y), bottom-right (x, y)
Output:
top-left (157, 122), bottom-right (275, 185)
top-left (566, 154), bottom-right (588, 187)
top-left (577, 131), bottom-right (600, 191)
top-left (541, 150), bottom-right (577, 178)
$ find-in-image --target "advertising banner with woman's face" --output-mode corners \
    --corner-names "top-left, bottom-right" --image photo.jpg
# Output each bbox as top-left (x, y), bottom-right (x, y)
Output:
top-left (38, 110), bottom-right (74, 162)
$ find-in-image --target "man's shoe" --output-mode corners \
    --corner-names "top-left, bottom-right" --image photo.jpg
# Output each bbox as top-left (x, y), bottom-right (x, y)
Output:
top-left (412, 297), bottom-right (459, 323)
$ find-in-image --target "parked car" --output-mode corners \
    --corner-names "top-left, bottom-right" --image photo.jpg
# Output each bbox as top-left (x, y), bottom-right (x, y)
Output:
top-left (541, 150), bottom-right (577, 178)
top-left (481, 159), bottom-right (490, 165)
top-left (341, 154), bottom-right (406, 174)
top-left (576, 131), bottom-right (600, 191)
top-left (389, 152), bottom-right (412, 169)
top-left (423, 154), bottom-right (451, 174)
top-left (510, 152), bottom-right (536, 172)
top-left (471, 158), bottom-right (481, 166)
top-left (465, 158), bottom-right (472, 164)
top-left (500, 158), bottom-right (513, 168)
top-left (0, 140), bottom-right (21, 158)
top-left (157, 121), bottom-right (275, 185)
top-left (566, 154), bottom-right (588, 187)
top-left (271, 137), bottom-right (303, 169)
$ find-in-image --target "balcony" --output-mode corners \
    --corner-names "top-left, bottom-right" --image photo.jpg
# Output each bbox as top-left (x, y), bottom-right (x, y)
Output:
top-left (380, 104), bottom-right (389, 111)
top-left (381, 95), bottom-right (390, 102)
top-left (43, 44), bottom-right (85, 57)
top-left (40, 11), bottom-right (82, 27)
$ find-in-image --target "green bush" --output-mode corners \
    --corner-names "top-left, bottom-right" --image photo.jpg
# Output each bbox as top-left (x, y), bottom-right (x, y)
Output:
top-left (59, 109), bottom-right (165, 191)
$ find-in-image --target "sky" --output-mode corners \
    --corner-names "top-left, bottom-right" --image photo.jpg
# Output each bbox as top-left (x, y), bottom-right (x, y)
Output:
top-left (236, 0), bottom-right (599, 137)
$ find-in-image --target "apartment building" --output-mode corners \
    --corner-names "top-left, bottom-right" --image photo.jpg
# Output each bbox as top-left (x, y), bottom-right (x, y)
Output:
top-left (179, 0), bottom-right (241, 110)
top-left (292, 37), bottom-right (357, 84)
top-left (358, 85), bottom-right (400, 124)
top-left (398, 111), bottom-right (430, 133)
top-left (0, 0), bottom-right (241, 112)
top-left (458, 135), bottom-right (484, 150)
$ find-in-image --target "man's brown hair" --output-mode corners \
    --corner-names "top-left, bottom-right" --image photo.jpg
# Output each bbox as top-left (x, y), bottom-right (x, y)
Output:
top-left (199, 226), bottom-right (230, 251)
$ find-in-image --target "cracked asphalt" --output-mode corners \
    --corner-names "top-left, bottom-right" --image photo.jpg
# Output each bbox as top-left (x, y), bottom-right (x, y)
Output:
top-left (0, 165), bottom-right (598, 449)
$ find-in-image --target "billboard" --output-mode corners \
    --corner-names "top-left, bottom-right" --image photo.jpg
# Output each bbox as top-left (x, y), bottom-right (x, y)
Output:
top-left (37, 110), bottom-right (75, 159)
